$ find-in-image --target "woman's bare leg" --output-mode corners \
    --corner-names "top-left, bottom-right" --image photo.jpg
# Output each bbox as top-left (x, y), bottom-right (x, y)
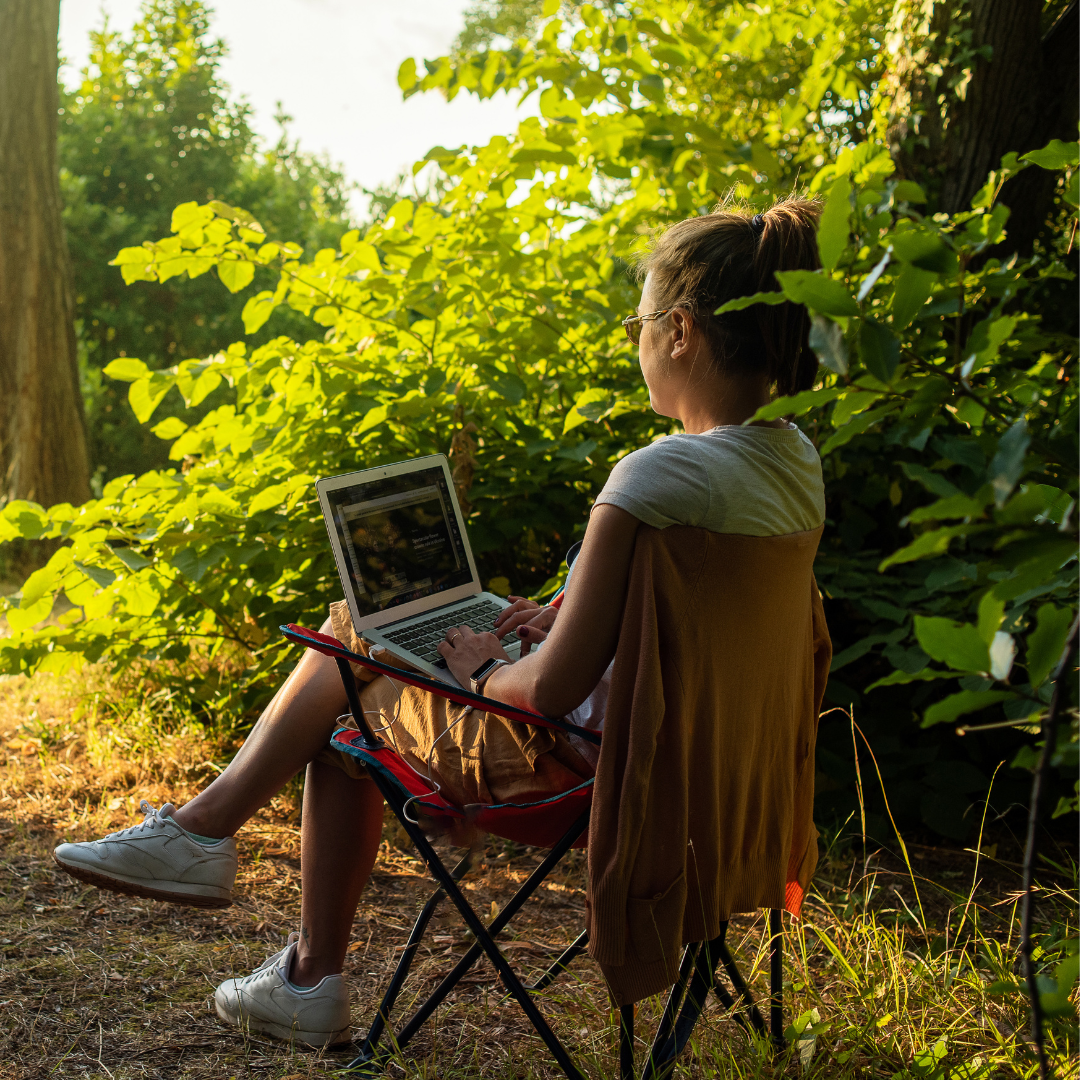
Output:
top-left (172, 617), bottom-right (351, 839)
top-left (291, 760), bottom-right (384, 986)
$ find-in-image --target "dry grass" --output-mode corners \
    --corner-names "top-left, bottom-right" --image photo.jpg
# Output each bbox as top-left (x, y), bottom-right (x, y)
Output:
top-left (0, 669), bottom-right (1076, 1080)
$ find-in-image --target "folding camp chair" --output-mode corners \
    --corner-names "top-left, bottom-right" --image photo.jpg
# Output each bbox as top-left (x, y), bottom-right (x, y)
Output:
top-left (282, 623), bottom-right (787, 1079)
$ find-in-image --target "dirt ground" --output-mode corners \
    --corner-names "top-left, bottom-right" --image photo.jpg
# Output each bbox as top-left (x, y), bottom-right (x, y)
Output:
top-left (0, 670), bottom-right (1075, 1079)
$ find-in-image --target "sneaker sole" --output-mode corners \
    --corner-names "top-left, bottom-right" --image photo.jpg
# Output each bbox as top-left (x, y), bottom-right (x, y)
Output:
top-left (214, 999), bottom-right (350, 1047)
top-left (52, 853), bottom-right (233, 909)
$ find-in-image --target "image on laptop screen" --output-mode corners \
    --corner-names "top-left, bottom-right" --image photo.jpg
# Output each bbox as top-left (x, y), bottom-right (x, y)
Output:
top-left (325, 465), bottom-right (473, 618)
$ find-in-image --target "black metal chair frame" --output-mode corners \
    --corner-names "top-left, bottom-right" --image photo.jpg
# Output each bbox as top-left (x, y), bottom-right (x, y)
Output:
top-left (282, 626), bottom-right (786, 1079)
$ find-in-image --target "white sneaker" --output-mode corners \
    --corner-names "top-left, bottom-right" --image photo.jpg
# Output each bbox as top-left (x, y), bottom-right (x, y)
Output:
top-left (214, 932), bottom-right (350, 1046)
top-left (53, 800), bottom-right (236, 908)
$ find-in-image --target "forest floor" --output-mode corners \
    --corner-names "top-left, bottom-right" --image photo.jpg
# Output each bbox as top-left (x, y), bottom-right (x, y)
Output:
top-left (0, 670), bottom-right (1075, 1080)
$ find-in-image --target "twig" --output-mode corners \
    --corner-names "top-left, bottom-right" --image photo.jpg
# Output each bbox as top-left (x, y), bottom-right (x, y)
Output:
top-left (1019, 613), bottom-right (1079, 1080)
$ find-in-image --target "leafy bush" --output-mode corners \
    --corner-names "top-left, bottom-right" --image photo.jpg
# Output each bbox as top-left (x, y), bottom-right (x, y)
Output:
top-left (61, 0), bottom-right (354, 484)
top-left (3, 2), bottom-right (1076, 840)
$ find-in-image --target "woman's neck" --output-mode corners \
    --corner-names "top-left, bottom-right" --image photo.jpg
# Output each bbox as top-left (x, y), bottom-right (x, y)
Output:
top-left (674, 375), bottom-right (781, 433)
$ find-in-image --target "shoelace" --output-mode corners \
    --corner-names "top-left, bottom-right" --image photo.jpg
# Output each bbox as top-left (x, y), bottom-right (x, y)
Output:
top-left (246, 932), bottom-right (300, 979)
top-left (101, 799), bottom-right (164, 842)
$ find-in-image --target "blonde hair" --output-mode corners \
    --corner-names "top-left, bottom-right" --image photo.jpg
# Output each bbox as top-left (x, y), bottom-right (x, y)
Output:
top-left (635, 196), bottom-right (823, 396)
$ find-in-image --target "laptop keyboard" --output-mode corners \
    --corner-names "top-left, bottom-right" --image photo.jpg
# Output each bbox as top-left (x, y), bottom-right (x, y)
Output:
top-left (381, 598), bottom-right (507, 665)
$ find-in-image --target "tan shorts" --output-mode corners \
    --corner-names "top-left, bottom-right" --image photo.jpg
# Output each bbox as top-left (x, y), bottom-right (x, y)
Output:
top-left (314, 601), bottom-right (594, 806)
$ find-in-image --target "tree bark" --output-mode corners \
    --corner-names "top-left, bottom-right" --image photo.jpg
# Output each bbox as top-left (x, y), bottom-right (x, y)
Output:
top-left (0, 0), bottom-right (90, 510)
top-left (883, 0), bottom-right (1079, 254)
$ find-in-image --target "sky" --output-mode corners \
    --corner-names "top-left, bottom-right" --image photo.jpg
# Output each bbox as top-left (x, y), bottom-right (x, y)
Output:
top-left (58, 0), bottom-right (532, 216)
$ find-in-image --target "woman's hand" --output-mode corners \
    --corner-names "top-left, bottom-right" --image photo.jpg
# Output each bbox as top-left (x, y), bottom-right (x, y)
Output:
top-left (493, 595), bottom-right (557, 654)
top-left (437, 624), bottom-right (511, 689)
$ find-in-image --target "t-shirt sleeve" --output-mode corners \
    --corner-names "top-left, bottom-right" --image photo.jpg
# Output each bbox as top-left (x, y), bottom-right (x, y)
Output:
top-left (592, 437), bottom-right (710, 528)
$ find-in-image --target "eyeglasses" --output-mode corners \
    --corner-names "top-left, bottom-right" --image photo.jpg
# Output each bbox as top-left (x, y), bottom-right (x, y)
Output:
top-left (621, 309), bottom-right (670, 345)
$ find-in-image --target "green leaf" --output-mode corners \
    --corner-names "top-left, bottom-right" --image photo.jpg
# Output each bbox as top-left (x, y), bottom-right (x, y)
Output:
top-left (914, 615), bottom-right (989, 672)
top-left (1039, 948), bottom-right (1080, 1018)
top-left (880, 524), bottom-right (987, 570)
top-left (397, 57), bottom-right (418, 92)
top-left (128, 376), bottom-right (171, 424)
top-left (171, 545), bottom-right (223, 583)
top-left (820, 403), bottom-right (899, 456)
top-left (904, 491), bottom-right (990, 524)
top-left (73, 562), bottom-right (116, 589)
top-left (808, 315), bottom-right (848, 376)
top-left (715, 290), bottom-right (787, 314)
top-left (356, 403), bottom-right (389, 435)
top-left (817, 174), bottom-right (851, 271)
top-left (242, 291), bottom-right (277, 334)
top-left (891, 264), bottom-right (936, 330)
top-left (112, 547), bottom-right (151, 572)
top-left (859, 321), bottom-right (899, 382)
top-left (1021, 139), bottom-right (1079, 171)
top-left (744, 386), bottom-right (844, 424)
top-left (217, 259), bottom-right (255, 294)
top-left (20, 553), bottom-right (67, 607)
top-left (556, 438), bottom-right (598, 462)
top-left (775, 270), bottom-right (860, 317)
top-left (977, 591), bottom-right (1005, 644)
top-left (1027, 604), bottom-right (1075, 687)
top-left (170, 201), bottom-right (213, 233)
top-left (248, 483), bottom-right (290, 516)
top-left (989, 419), bottom-right (1030, 507)
top-left (891, 230), bottom-right (956, 274)
top-left (922, 689), bottom-right (1013, 727)
top-left (152, 417), bottom-right (187, 440)
top-left (103, 357), bottom-right (151, 383)
top-left (866, 668), bottom-right (954, 692)
top-left (963, 315), bottom-right (1017, 375)
top-left (899, 462), bottom-right (960, 498)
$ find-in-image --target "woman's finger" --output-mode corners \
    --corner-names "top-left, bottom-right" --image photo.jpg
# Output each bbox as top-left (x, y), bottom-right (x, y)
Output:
top-left (515, 623), bottom-right (549, 656)
top-left (493, 597), bottom-right (539, 629)
top-left (493, 607), bottom-right (544, 639)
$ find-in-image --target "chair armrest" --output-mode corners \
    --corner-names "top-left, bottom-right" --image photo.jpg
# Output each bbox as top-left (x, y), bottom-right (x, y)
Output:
top-left (280, 624), bottom-right (601, 745)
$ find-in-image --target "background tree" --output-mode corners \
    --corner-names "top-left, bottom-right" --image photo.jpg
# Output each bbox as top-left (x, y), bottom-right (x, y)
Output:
top-left (0, 0), bottom-right (90, 515)
top-left (60, 0), bottom-right (355, 484)
top-left (882, 0), bottom-right (1079, 254)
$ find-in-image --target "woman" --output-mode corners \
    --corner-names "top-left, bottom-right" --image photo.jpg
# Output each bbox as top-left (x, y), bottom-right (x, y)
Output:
top-left (53, 197), bottom-right (827, 1046)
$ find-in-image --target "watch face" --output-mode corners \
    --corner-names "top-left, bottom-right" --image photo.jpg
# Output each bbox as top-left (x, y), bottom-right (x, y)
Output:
top-left (471, 658), bottom-right (497, 681)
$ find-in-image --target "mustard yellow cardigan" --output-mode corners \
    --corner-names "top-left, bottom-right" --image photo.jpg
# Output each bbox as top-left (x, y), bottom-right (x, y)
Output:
top-left (585, 524), bottom-right (831, 1005)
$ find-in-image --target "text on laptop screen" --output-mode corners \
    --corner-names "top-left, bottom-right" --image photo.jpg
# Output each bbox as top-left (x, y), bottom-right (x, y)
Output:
top-left (325, 465), bottom-right (472, 618)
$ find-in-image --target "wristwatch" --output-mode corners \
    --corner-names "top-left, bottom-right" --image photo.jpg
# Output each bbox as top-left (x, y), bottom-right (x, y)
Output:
top-left (470, 657), bottom-right (510, 694)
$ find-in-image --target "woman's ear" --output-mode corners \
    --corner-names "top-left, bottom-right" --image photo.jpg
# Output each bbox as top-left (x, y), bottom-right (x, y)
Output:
top-left (668, 307), bottom-right (695, 360)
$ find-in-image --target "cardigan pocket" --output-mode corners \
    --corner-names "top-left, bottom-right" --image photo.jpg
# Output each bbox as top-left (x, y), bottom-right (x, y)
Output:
top-left (626, 870), bottom-right (686, 964)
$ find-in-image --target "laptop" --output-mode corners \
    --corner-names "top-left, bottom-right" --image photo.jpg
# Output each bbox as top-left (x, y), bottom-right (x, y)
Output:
top-left (317, 454), bottom-right (521, 686)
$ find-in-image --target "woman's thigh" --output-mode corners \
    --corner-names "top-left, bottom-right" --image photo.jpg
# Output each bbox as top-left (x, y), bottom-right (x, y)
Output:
top-left (319, 675), bottom-right (594, 806)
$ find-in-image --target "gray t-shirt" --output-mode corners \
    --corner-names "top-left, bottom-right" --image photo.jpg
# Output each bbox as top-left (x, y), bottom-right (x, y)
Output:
top-left (593, 423), bottom-right (825, 535)
top-left (563, 423), bottom-right (824, 765)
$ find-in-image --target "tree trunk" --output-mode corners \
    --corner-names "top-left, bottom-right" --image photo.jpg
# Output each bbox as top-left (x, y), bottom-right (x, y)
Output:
top-left (0, 0), bottom-right (90, 511)
top-left (883, 0), bottom-right (1079, 254)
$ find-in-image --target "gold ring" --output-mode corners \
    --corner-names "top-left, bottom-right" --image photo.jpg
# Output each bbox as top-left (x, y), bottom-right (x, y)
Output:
top-left (449, 633), bottom-right (462, 646)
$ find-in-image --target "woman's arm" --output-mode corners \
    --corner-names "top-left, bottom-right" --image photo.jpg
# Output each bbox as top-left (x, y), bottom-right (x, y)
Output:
top-left (437, 504), bottom-right (641, 716)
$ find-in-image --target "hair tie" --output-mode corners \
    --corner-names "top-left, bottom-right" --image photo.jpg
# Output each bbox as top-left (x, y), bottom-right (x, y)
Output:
top-left (750, 213), bottom-right (766, 235)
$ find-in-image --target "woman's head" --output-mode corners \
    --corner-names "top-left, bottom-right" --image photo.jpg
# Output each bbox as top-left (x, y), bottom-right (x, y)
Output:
top-left (633, 197), bottom-right (822, 399)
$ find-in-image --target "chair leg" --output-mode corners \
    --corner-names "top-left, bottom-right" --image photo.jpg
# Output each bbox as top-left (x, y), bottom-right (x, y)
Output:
top-left (769, 908), bottom-right (784, 1053)
top-left (352, 765), bottom-right (590, 1080)
top-left (525, 930), bottom-right (590, 994)
top-left (715, 927), bottom-right (766, 1036)
top-left (620, 1004), bottom-right (635, 1080)
top-left (641, 943), bottom-right (698, 1080)
top-left (354, 851), bottom-right (472, 1063)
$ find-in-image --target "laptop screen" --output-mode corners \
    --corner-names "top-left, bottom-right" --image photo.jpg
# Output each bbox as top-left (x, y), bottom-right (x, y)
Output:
top-left (323, 464), bottom-right (473, 618)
